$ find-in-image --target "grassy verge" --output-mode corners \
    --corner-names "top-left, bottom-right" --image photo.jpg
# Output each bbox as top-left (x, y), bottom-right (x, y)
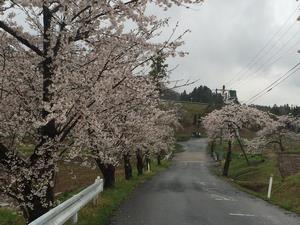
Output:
top-left (174, 143), bottom-right (185, 153)
top-left (175, 102), bottom-right (208, 141)
top-left (76, 161), bottom-right (170, 225)
top-left (0, 208), bottom-right (24, 225)
top-left (0, 161), bottom-right (171, 225)
top-left (211, 147), bottom-right (300, 214)
top-left (175, 133), bottom-right (191, 142)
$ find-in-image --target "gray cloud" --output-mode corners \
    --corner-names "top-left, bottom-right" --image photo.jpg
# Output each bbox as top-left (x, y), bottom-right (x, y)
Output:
top-left (8, 0), bottom-right (300, 106)
top-left (153, 0), bottom-right (300, 106)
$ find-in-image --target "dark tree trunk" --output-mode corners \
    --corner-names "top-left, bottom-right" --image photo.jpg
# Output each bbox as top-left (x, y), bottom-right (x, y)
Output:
top-left (22, 144), bottom-right (57, 223)
top-left (157, 154), bottom-right (161, 166)
top-left (136, 149), bottom-right (143, 176)
top-left (123, 154), bottom-right (132, 180)
top-left (24, 6), bottom-right (57, 223)
top-left (96, 160), bottom-right (115, 188)
top-left (223, 140), bottom-right (232, 177)
top-left (145, 155), bottom-right (151, 172)
top-left (25, 184), bottom-right (55, 223)
top-left (210, 141), bottom-right (215, 158)
top-left (279, 139), bottom-right (285, 152)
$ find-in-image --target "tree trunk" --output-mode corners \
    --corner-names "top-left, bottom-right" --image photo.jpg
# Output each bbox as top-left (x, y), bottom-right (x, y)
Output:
top-left (136, 149), bottom-right (143, 176)
top-left (24, 6), bottom-right (57, 223)
top-left (123, 154), bottom-right (132, 180)
top-left (157, 154), bottom-right (161, 166)
top-left (223, 140), bottom-right (232, 177)
top-left (279, 139), bottom-right (285, 152)
top-left (96, 160), bottom-right (115, 188)
top-left (20, 144), bottom-right (57, 223)
top-left (25, 185), bottom-right (54, 222)
top-left (145, 155), bottom-right (151, 172)
top-left (210, 141), bottom-right (215, 158)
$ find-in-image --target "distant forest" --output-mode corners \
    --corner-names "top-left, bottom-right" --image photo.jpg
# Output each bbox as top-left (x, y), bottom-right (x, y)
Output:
top-left (161, 85), bottom-right (224, 107)
top-left (252, 104), bottom-right (300, 116)
top-left (161, 85), bottom-right (300, 116)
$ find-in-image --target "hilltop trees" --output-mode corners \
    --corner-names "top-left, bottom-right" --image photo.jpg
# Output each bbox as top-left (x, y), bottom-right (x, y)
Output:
top-left (0, 0), bottom-right (202, 222)
top-left (253, 104), bottom-right (300, 116)
top-left (180, 86), bottom-right (224, 107)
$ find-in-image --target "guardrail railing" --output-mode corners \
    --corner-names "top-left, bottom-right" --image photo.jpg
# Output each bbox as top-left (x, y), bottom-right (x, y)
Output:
top-left (29, 177), bottom-right (104, 225)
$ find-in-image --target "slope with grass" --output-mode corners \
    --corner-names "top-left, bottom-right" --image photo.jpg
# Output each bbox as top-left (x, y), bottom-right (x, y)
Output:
top-left (176, 102), bottom-right (208, 141)
top-left (212, 143), bottom-right (300, 214)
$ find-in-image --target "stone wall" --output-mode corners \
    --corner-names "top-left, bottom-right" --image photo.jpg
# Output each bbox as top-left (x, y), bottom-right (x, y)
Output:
top-left (278, 153), bottom-right (300, 177)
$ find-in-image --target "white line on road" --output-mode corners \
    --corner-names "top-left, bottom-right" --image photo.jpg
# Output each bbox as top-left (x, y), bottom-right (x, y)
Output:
top-left (210, 194), bottom-right (237, 202)
top-left (229, 213), bottom-right (255, 217)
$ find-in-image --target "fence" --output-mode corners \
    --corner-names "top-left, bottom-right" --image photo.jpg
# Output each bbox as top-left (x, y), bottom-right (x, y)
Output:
top-left (29, 177), bottom-right (104, 225)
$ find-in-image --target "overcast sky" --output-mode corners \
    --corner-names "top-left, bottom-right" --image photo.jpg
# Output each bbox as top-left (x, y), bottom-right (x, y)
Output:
top-left (7, 1), bottom-right (300, 106)
top-left (151, 0), bottom-right (300, 106)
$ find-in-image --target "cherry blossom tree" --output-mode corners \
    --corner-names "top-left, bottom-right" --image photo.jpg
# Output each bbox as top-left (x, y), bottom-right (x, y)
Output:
top-left (72, 86), bottom-right (179, 187)
top-left (246, 114), bottom-right (300, 153)
top-left (72, 75), bottom-right (161, 187)
top-left (202, 104), bottom-right (269, 176)
top-left (0, 1), bottom-right (202, 221)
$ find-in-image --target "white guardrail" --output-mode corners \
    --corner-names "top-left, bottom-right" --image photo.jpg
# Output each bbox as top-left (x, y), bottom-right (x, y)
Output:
top-left (164, 152), bottom-right (173, 160)
top-left (29, 177), bottom-right (104, 225)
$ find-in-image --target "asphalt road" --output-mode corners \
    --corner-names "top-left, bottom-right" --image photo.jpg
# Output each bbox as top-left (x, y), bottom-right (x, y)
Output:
top-left (110, 138), bottom-right (300, 225)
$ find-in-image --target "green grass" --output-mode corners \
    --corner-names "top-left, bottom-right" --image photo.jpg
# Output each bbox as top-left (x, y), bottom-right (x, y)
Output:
top-left (175, 133), bottom-right (191, 142)
top-left (18, 144), bottom-right (35, 156)
top-left (225, 152), bottom-right (299, 214)
top-left (229, 153), bottom-right (282, 193)
top-left (211, 141), bottom-right (300, 214)
top-left (0, 208), bottom-right (24, 225)
top-left (272, 172), bottom-right (300, 212)
top-left (174, 143), bottom-right (185, 153)
top-left (181, 102), bottom-right (208, 126)
top-left (175, 102), bottom-right (208, 141)
top-left (76, 161), bottom-right (170, 225)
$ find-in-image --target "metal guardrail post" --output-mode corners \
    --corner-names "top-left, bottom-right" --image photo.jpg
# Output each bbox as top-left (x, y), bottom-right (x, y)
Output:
top-left (93, 176), bottom-right (101, 206)
top-left (71, 213), bottom-right (78, 224)
top-left (28, 177), bottom-right (104, 225)
top-left (165, 152), bottom-right (173, 160)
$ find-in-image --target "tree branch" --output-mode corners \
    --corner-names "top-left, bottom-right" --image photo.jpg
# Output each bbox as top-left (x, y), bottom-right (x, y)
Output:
top-left (0, 21), bottom-right (43, 56)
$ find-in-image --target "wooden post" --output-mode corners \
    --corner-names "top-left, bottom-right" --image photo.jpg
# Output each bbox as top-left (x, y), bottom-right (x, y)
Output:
top-left (267, 174), bottom-right (273, 199)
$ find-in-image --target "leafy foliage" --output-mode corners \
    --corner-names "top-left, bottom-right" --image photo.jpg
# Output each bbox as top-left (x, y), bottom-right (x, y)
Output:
top-left (180, 86), bottom-right (224, 107)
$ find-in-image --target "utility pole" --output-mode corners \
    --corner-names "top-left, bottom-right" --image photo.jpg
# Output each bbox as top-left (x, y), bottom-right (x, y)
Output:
top-left (216, 85), bottom-right (238, 104)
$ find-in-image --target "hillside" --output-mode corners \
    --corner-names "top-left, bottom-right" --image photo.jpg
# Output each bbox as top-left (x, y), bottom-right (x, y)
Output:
top-left (176, 101), bottom-right (209, 141)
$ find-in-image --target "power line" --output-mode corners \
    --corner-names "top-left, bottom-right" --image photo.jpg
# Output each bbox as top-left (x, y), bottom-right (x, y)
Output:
top-left (224, 2), bottom-right (300, 87)
top-left (229, 19), bottom-right (298, 88)
top-left (247, 67), bottom-right (300, 104)
top-left (242, 62), bottom-right (300, 104)
top-left (243, 62), bottom-right (300, 104)
top-left (231, 29), bottom-right (300, 89)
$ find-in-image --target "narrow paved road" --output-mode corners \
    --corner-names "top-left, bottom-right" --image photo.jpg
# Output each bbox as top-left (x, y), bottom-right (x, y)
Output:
top-left (110, 138), bottom-right (300, 225)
